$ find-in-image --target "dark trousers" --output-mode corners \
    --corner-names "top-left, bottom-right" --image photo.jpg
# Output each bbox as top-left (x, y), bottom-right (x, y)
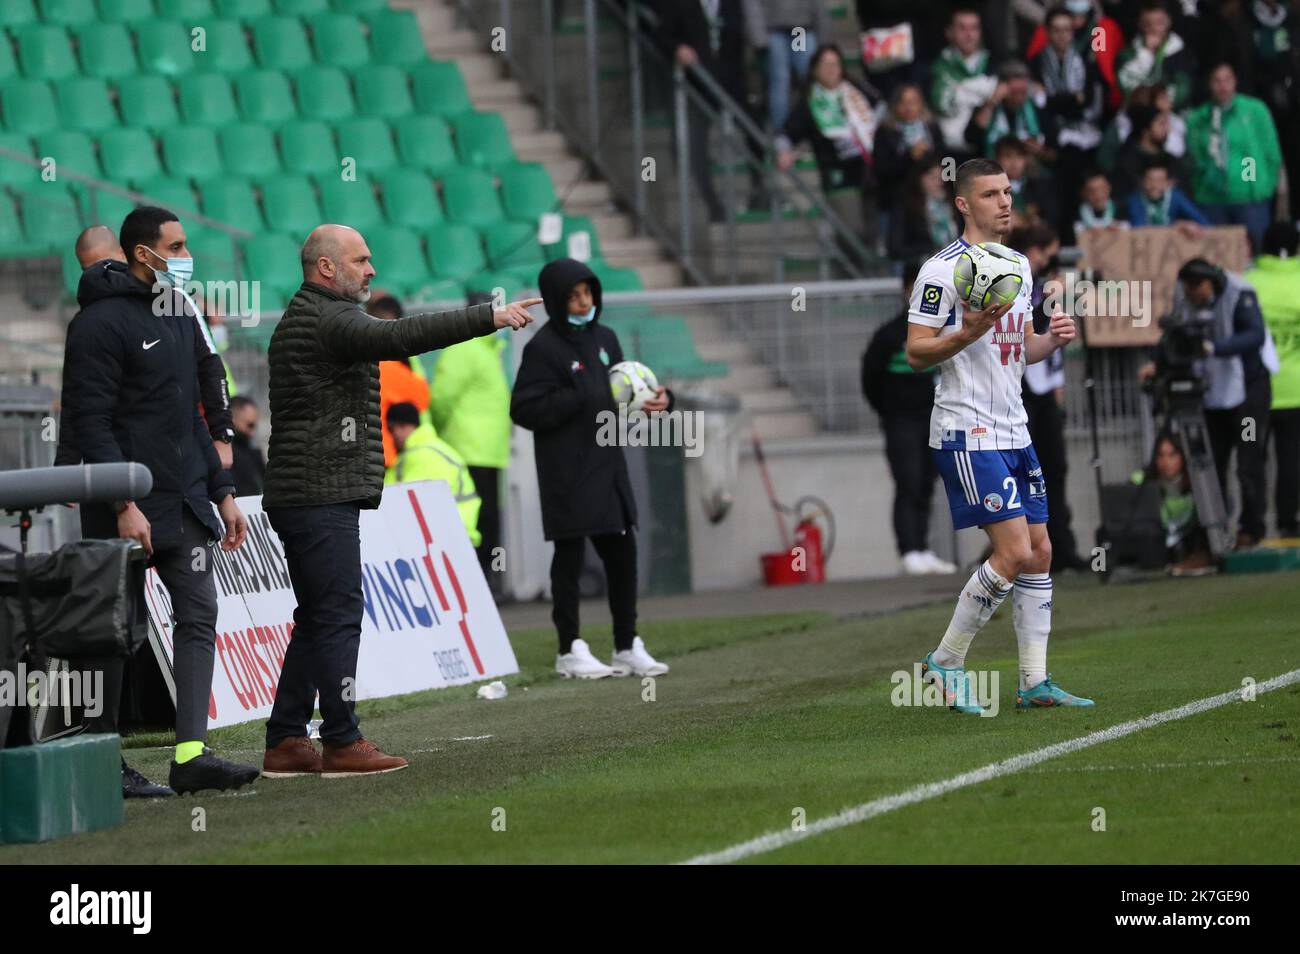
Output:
top-left (1024, 388), bottom-right (1081, 566)
top-left (881, 412), bottom-right (937, 555)
top-left (469, 465), bottom-right (501, 587)
top-left (550, 530), bottom-right (637, 654)
top-left (265, 502), bottom-right (363, 748)
top-left (1205, 374), bottom-right (1272, 540)
top-left (1272, 407), bottom-right (1300, 535)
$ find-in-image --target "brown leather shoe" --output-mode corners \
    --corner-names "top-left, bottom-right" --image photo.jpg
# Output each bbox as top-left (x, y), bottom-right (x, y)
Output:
top-left (321, 738), bottom-right (408, 778)
top-left (262, 736), bottom-right (323, 777)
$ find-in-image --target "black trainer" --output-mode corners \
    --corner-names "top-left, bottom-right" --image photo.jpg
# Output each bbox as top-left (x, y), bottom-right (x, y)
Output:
top-left (168, 748), bottom-right (260, 795)
top-left (122, 760), bottom-right (175, 798)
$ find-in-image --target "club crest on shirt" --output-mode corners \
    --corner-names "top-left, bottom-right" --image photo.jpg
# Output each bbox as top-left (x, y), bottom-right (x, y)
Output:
top-left (983, 492), bottom-right (1004, 512)
top-left (570, 360), bottom-right (584, 373)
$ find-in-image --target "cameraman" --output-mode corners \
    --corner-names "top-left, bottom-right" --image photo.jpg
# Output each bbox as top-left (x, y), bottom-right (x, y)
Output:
top-left (1140, 259), bottom-right (1271, 548)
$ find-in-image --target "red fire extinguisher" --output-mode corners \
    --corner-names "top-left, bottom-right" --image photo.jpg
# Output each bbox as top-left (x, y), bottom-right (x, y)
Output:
top-left (792, 518), bottom-right (826, 584)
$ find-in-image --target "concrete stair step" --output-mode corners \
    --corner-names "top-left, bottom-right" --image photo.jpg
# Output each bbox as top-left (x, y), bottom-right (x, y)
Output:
top-left (750, 410), bottom-right (820, 441)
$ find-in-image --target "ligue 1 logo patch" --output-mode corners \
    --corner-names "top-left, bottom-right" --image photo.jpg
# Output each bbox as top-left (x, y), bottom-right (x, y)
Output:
top-left (919, 283), bottom-right (943, 316)
top-left (983, 492), bottom-right (1004, 512)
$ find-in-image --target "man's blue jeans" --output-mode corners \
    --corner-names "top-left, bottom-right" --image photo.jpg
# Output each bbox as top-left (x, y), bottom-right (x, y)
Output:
top-left (767, 29), bottom-right (818, 131)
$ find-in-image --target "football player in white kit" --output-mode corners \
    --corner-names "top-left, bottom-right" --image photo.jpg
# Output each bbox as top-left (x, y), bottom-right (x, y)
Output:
top-left (905, 157), bottom-right (1094, 712)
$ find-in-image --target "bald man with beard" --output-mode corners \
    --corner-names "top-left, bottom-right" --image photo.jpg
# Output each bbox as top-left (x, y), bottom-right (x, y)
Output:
top-left (260, 224), bottom-right (539, 778)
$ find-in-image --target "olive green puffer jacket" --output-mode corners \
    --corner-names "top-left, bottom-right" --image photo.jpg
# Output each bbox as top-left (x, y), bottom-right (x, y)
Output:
top-left (263, 282), bottom-right (495, 509)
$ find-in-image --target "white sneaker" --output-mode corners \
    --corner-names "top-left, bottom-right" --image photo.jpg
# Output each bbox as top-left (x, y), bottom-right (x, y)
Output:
top-left (610, 636), bottom-right (669, 677)
top-left (556, 638), bottom-right (616, 679)
top-left (901, 551), bottom-right (931, 575)
top-left (921, 550), bottom-right (958, 574)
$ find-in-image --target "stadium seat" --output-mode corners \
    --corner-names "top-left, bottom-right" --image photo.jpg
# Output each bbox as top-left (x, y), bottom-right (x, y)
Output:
top-left (251, 16), bottom-right (313, 72)
top-left (0, 1), bottom-right (38, 31)
top-left (200, 177), bottom-right (264, 230)
top-left (317, 177), bottom-right (383, 230)
top-left (366, 226), bottom-right (430, 294)
top-left (214, 0), bottom-right (270, 17)
top-left (192, 19), bottom-right (255, 75)
top-left (0, 133), bottom-right (38, 186)
top-left (218, 122), bottom-right (281, 181)
top-left (294, 65), bottom-right (355, 122)
top-left (278, 119), bottom-right (338, 178)
top-left (499, 162), bottom-right (558, 222)
top-left (15, 182), bottom-right (81, 254)
top-left (377, 168), bottom-right (442, 228)
top-left (545, 214), bottom-right (602, 263)
top-left (83, 186), bottom-right (135, 228)
top-left (407, 277), bottom-right (465, 305)
top-left (0, 79), bottom-right (59, 135)
top-left (186, 226), bottom-right (242, 285)
top-left (99, 126), bottom-right (162, 183)
top-left (97, 0), bottom-right (157, 24)
top-left (439, 167), bottom-right (504, 228)
top-left (393, 114), bottom-right (457, 175)
top-left (310, 13), bottom-right (369, 68)
top-left (16, 25), bottom-right (78, 81)
top-left (135, 175), bottom-right (200, 215)
top-left (352, 64), bottom-right (413, 120)
top-left (162, 125), bottom-right (223, 180)
top-left (74, 22), bottom-right (139, 81)
top-left (334, 116), bottom-right (397, 176)
top-left (117, 74), bottom-right (181, 131)
top-left (273, 0), bottom-right (327, 14)
top-left (591, 264), bottom-right (644, 292)
top-left (169, 0), bottom-right (215, 17)
top-left (485, 220), bottom-right (545, 276)
top-left (366, 9), bottom-right (425, 66)
top-left (260, 173), bottom-right (321, 238)
top-left (330, 0), bottom-right (384, 14)
top-left (464, 270), bottom-right (525, 299)
top-left (37, 0), bottom-right (97, 27)
top-left (0, 34), bottom-right (17, 81)
top-left (179, 73), bottom-right (241, 126)
top-left (38, 130), bottom-right (103, 181)
top-left (137, 20), bottom-right (198, 75)
top-left (241, 231), bottom-right (302, 298)
top-left (234, 69), bottom-right (297, 125)
top-left (452, 112), bottom-right (516, 172)
top-left (424, 223), bottom-right (486, 280)
top-left (54, 77), bottom-right (119, 132)
top-left (411, 60), bottom-right (472, 118)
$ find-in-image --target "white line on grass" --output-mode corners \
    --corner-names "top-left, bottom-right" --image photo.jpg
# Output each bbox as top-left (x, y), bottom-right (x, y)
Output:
top-left (680, 669), bottom-right (1300, 865)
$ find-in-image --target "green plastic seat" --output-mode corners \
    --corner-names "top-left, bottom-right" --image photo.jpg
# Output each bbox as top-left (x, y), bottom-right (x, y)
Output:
top-left (54, 77), bottom-right (119, 132)
top-left (16, 182), bottom-right (81, 254)
top-left (260, 173), bottom-right (321, 238)
top-left (162, 124), bottom-right (223, 180)
top-left (452, 111), bottom-right (515, 172)
top-left (179, 73), bottom-right (240, 125)
top-left (251, 16), bottom-right (313, 72)
top-left (411, 60), bottom-right (471, 117)
top-left (424, 223), bottom-right (486, 280)
top-left (317, 177), bottom-right (383, 230)
top-left (439, 167), bottom-right (504, 228)
top-left (37, 0), bottom-right (97, 27)
top-left (218, 122), bottom-right (281, 181)
top-left (192, 18), bottom-right (255, 75)
top-left (0, 33), bottom-right (17, 81)
top-left (311, 13), bottom-right (369, 68)
top-left (499, 162), bottom-right (557, 222)
top-left (0, 79), bottom-right (59, 135)
top-left (38, 130), bottom-right (102, 181)
top-left (592, 264), bottom-right (644, 292)
top-left (367, 226), bottom-right (430, 293)
top-left (352, 63), bottom-right (412, 119)
top-left (393, 114), bottom-right (456, 175)
top-left (330, 0), bottom-right (383, 14)
top-left (241, 231), bottom-right (302, 298)
top-left (485, 220), bottom-right (544, 273)
top-left (200, 176), bottom-right (264, 229)
top-left (334, 116), bottom-right (396, 176)
top-left (273, 0), bottom-right (327, 14)
top-left (117, 74), bottom-right (180, 131)
top-left (545, 214), bottom-right (602, 263)
top-left (367, 9), bottom-right (425, 65)
top-left (74, 22), bottom-right (138, 80)
top-left (83, 187), bottom-right (135, 228)
top-left (407, 277), bottom-right (465, 305)
top-left (294, 65), bottom-right (355, 121)
top-left (17, 25), bottom-right (78, 81)
top-left (0, 134), bottom-right (38, 187)
top-left (377, 168), bottom-right (442, 228)
top-left (97, 0), bottom-right (157, 23)
top-left (214, 0), bottom-right (270, 17)
top-left (169, 0), bottom-right (215, 16)
top-left (136, 175), bottom-right (200, 215)
top-left (0, 195), bottom-right (28, 255)
top-left (99, 126), bottom-right (163, 183)
top-left (278, 119), bottom-right (338, 178)
top-left (137, 20), bottom-right (198, 75)
top-left (186, 226), bottom-right (242, 284)
top-left (464, 270), bottom-right (525, 299)
top-left (234, 69), bottom-right (297, 125)
top-left (0, 1), bottom-right (38, 30)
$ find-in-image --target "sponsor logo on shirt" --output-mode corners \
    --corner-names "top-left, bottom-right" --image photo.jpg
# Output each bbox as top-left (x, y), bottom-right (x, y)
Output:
top-left (993, 312), bottom-right (1025, 365)
top-left (970, 427), bottom-right (988, 437)
top-left (918, 283), bottom-right (943, 316)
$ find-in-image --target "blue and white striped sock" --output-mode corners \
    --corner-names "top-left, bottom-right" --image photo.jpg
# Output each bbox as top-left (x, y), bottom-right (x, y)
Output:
top-left (934, 561), bottom-right (1012, 668)
top-left (1013, 572), bottom-right (1053, 690)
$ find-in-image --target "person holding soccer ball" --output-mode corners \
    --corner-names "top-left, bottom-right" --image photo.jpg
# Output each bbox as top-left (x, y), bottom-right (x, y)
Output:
top-left (904, 157), bottom-right (1094, 713)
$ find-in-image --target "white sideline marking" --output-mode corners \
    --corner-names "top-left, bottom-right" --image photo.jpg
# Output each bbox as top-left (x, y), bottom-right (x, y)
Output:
top-left (680, 669), bottom-right (1300, 865)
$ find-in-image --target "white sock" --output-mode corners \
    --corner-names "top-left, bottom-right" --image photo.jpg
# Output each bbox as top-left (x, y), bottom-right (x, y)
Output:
top-left (1013, 572), bottom-right (1052, 690)
top-left (933, 561), bottom-right (1011, 668)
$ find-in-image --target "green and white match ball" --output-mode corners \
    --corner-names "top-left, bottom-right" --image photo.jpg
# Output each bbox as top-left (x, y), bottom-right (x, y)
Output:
top-left (609, 360), bottom-right (658, 407)
top-left (953, 241), bottom-right (1024, 310)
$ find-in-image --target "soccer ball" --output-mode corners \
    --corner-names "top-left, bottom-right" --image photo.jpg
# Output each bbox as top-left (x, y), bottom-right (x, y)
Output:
top-left (953, 242), bottom-right (1024, 310)
top-left (609, 360), bottom-right (659, 407)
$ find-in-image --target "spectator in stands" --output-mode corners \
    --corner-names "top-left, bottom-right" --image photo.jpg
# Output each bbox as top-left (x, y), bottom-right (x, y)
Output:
top-left (1125, 156), bottom-right (1208, 231)
top-left (966, 61), bottom-right (1047, 160)
top-left (1073, 168), bottom-right (1127, 238)
top-left (428, 293), bottom-right (512, 587)
top-left (228, 395), bottom-right (265, 497)
top-left (776, 44), bottom-right (881, 252)
top-left (370, 294), bottom-right (432, 470)
top-left (1099, 84), bottom-right (1187, 174)
top-left (930, 6), bottom-right (998, 157)
top-left (1184, 61), bottom-right (1282, 251)
top-left (1110, 103), bottom-right (1184, 196)
top-left (510, 258), bottom-right (672, 681)
top-left (994, 135), bottom-right (1060, 232)
top-left (888, 157), bottom-right (959, 262)
top-left (754, 0), bottom-right (830, 131)
top-left (861, 260), bottom-right (955, 576)
top-left (1116, 0), bottom-right (1196, 110)
top-left (873, 83), bottom-right (944, 195)
top-left (1024, 0), bottom-right (1125, 110)
top-left (385, 402), bottom-right (481, 546)
top-left (1131, 434), bottom-right (1214, 575)
top-left (855, 0), bottom-right (945, 99)
top-left (1243, 221), bottom-right (1300, 538)
top-left (1243, 0), bottom-right (1300, 212)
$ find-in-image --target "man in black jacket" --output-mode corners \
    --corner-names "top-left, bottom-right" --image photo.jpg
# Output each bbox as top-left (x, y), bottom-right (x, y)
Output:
top-left (259, 224), bottom-right (538, 779)
top-left (62, 206), bottom-right (258, 795)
